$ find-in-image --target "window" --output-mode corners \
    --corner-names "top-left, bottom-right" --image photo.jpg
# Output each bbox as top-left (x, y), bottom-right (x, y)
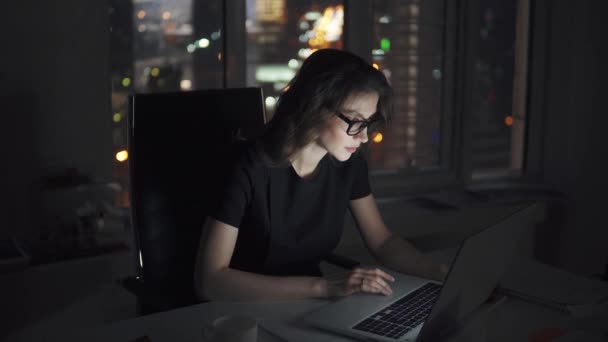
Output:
top-left (245, 0), bottom-right (344, 117)
top-left (108, 0), bottom-right (532, 199)
top-left (363, 0), bottom-right (530, 195)
top-left (467, 0), bottom-right (529, 180)
top-left (368, 0), bottom-right (447, 172)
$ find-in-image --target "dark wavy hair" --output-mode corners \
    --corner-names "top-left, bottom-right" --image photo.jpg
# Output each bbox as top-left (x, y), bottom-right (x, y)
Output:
top-left (258, 49), bottom-right (393, 166)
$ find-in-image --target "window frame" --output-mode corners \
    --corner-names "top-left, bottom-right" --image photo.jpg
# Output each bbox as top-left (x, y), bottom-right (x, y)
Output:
top-left (464, 0), bottom-right (539, 188)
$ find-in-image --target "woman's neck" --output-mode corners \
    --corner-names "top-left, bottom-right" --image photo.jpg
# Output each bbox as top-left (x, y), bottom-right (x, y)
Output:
top-left (290, 142), bottom-right (327, 178)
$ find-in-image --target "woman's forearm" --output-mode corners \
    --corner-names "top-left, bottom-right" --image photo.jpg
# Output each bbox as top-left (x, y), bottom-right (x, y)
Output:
top-left (196, 268), bottom-right (324, 302)
top-left (374, 235), bottom-right (445, 281)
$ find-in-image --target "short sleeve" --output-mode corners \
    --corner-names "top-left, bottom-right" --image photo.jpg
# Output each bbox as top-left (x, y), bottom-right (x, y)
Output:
top-left (209, 147), bottom-right (256, 228)
top-left (350, 154), bottom-right (372, 200)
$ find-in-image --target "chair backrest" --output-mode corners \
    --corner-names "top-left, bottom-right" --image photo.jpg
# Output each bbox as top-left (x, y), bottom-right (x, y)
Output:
top-left (128, 88), bottom-right (266, 303)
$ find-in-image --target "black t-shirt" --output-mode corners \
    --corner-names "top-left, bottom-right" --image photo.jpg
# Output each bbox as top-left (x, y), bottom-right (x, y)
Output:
top-left (210, 142), bottom-right (371, 277)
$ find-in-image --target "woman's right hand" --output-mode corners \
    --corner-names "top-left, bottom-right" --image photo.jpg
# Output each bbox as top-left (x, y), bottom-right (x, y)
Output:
top-left (317, 267), bottom-right (395, 298)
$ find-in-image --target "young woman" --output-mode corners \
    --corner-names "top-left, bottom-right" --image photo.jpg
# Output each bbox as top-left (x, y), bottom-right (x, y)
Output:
top-left (194, 49), bottom-right (447, 302)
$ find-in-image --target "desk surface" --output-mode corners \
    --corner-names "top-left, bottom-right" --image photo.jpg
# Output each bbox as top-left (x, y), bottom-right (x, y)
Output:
top-left (63, 295), bottom-right (571, 342)
top-left (58, 245), bottom-right (584, 342)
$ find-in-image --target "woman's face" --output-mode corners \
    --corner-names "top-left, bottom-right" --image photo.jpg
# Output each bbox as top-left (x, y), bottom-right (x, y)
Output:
top-left (318, 91), bottom-right (379, 161)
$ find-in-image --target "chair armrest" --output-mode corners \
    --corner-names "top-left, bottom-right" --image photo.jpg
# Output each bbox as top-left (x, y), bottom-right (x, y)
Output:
top-left (323, 253), bottom-right (360, 270)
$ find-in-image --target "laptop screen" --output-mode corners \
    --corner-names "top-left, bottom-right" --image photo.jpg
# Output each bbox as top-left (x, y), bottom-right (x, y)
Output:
top-left (418, 203), bottom-right (539, 340)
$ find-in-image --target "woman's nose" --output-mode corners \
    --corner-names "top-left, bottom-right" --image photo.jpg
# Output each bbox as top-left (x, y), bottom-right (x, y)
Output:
top-left (356, 128), bottom-right (369, 143)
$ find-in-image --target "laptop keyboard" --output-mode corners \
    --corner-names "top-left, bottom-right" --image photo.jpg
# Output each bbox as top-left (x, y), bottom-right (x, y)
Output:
top-left (352, 282), bottom-right (442, 340)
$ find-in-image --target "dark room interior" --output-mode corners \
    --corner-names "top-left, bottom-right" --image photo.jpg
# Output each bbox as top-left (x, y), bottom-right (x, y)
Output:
top-left (1, 0), bottom-right (607, 341)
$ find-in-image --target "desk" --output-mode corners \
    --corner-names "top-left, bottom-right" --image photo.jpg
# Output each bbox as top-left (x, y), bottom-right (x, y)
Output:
top-left (63, 295), bottom-right (571, 342)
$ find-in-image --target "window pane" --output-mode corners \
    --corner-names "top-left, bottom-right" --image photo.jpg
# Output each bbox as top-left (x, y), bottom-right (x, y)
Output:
top-left (368, 0), bottom-right (446, 171)
top-left (109, 0), bottom-right (224, 203)
top-left (470, 0), bottom-right (526, 178)
top-left (245, 0), bottom-right (344, 117)
top-left (131, 0), bottom-right (224, 93)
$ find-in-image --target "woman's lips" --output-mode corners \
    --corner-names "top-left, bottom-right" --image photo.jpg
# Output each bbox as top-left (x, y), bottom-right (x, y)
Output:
top-left (345, 147), bottom-right (357, 153)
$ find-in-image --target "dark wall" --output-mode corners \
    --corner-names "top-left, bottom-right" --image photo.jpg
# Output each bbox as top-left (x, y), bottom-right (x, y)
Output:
top-left (539, 0), bottom-right (608, 275)
top-left (0, 0), bottom-right (112, 242)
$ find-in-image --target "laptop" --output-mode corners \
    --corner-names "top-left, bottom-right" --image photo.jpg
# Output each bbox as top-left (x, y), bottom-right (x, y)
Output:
top-left (302, 203), bottom-right (539, 341)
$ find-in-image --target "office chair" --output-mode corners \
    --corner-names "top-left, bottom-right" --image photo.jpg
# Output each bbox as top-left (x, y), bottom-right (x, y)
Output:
top-left (124, 88), bottom-right (359, 315)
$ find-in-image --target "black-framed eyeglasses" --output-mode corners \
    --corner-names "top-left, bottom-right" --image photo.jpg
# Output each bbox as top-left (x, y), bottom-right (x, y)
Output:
top-left (335, 112), bottom-right (384, 136)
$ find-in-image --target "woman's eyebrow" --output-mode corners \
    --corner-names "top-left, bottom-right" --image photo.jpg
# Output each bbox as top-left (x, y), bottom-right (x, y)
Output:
top-left (342, 109), bottom-right (374, 120)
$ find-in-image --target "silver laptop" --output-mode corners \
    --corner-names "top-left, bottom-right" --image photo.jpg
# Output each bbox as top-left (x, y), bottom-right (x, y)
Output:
top-left (303, 203), bottom-right (539, 341)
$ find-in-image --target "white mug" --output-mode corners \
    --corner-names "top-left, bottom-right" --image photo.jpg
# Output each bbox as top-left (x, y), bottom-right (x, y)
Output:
top-left (202, 315), bottom-right (258, 342)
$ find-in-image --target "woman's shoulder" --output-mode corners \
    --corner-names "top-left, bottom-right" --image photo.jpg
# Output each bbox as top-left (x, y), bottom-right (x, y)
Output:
top-left (229, 139), bottom-right (268, 175)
